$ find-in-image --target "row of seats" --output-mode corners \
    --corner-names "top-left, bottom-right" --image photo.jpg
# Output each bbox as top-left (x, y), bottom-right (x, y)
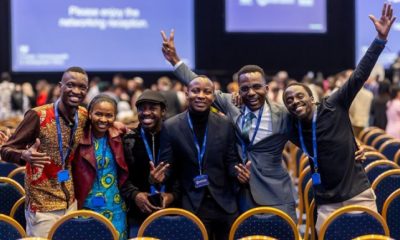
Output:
top-left (0, 205), bottom-right (397, 240)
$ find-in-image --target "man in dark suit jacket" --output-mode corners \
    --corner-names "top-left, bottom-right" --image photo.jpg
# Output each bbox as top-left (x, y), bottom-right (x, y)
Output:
top-left (159, 75), bottom-right (239, 240)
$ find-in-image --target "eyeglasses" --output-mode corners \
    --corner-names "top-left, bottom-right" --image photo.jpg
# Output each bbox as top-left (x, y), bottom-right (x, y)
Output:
top-left (239, 83), bottom-right (265, 93)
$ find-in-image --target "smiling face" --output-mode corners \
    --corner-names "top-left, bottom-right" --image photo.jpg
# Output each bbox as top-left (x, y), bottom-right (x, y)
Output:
top-left (59, 71), bottom-right (88, 108)
top-left (238, 72), bottom-right (268, 111)
top-left (89, 101), bottom-right (116, 138)
top-left (137, 102), bottom-right (165, 132)
top-left (186, 77), bottom-right (215, 112)
top-left (283, 84), bottom-right (315, 121)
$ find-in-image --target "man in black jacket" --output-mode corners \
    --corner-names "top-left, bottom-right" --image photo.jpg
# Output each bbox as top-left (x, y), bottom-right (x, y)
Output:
top-left (121, 90), bottom-right (175, 237)
top-left (282, 3), bottom-right (396, 232)
top-left (159, 76), bottom-right (239, 240)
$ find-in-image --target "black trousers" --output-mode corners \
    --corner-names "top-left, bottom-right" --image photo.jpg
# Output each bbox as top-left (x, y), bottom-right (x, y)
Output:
top-left (196, 193), bottom-right (238, 240)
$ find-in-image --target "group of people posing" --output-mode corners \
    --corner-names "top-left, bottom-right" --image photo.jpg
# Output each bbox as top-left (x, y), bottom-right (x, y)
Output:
top-left (0, 3), bottom-right (396, 240)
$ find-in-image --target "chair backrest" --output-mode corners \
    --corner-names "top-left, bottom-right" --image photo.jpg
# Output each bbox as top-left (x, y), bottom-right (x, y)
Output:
top-left (372, 169), bottom-right (400, 213)
top-left (7, 167), bottom-right (25, 188)
top-left (0, 213), bottom-right (26, 239)
top-left (362, 145), bottom-right (377, 152)
top-left (48, 210), bottom-right (118, 240)
top-left (365, 160), bottom-right (399, 183)
top-left (297, 166), bottom-right (311, 225)
top-left (352, 235), bottom-right (394, 240)
top-left (238, 236), bottom-right (277, 240)
top-left (359, 127), bottom-right (380, 142)
top-left (363, 152), bottom-right (387, 168)
top-left (304, 179), bottom-right (314, 216)
top-left (382, 188), bottom-right (400, 240)
top-left (138, 208), bottom-right (208, 240)
top-left (229, 207), bottom-right (300, 240)
top-left (0, 177), bottom-right (25, 215)
top-left (0, 161), bottom-right (19, 177)
top-left (379, 140), bottom-right (400, 160)
top-left (371, 135), bottom-right (394, 150)
top-left (363, 129), bottom-right (385, 146)
top-left (394, 150), bottom-right (400, 165)
top-left (10, 196), bottom-right (25, 230)
top-left (299, 156), bottom-right (310, 175)
top-left (304, 199), bottom-right (317, 240)
top-left (319, 205), bottom-right (389, 240)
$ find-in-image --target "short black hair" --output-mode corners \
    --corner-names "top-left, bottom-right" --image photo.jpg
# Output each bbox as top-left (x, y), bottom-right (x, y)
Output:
top-left (284, 82), bottom-right (314, 97)
top-left (236, 65), bottom-right (266, 82)
top-left (88, 94), bottom-right (118, 115)
top-left (65, 66), bottom-right (87, 76)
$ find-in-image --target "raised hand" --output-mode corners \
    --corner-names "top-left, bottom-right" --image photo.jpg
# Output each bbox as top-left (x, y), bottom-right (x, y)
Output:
top-left (369, 3), bottom-right (397, 40)
top-left (21, 138), bottom-right (51, 168)
top-left (161, 29), bottom-right (181, 66)
top-left (149, 161), bottom-right (170, 184)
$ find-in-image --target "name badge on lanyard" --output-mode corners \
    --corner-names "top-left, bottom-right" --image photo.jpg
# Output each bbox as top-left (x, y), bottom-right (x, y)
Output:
top-left (187, 113), bottom-right (209, 188)
top-left (54, 100), bottom-right (78, 183)
top-left (298, 108), bottom-right (321, 186)
top-left (92, 196), bottom-right (106, 207)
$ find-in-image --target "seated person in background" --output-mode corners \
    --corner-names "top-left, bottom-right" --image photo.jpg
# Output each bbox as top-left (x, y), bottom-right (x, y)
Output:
top-left (73, 94), bottom-right (129, 240)
top-left (120, 90), bottom-right (176, 238)
top-left (158, 76), bottom-right (239, 240)
top-left (282, 3), bottom-right (395, 232)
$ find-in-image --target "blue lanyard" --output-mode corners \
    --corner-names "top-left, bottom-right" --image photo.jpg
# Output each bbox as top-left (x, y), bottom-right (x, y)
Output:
top-left (54, 100), bottom-right (78, 168)
top-left (187, 112), bottom-right (208, 175)
top-left (140, 128), bottom-right (165, 193)
top-left (298, 108), bottom-right (319, 172)
top-left (238, 106), bottom-right (264, 162)
top-left (140, 128), bottom-right (160, 164)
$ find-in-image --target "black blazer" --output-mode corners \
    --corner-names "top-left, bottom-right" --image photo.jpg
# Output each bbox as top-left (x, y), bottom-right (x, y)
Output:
top-left (160, 110), bottom-right (239, 214)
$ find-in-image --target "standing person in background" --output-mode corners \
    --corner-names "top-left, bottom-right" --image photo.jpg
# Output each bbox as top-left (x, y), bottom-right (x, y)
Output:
top-left (121, 90), bottom-right (176, 238)
top-left (370, 80), bottom-right (391, 129)
top-left (386, 86), bottom-right (400, 138)
top-left (73, 94), bottom-right (129, 240)
top-left (158, 76), bottom-right (239, 240)
top-left (1, 67), bottom-right (89, 237)
top-left (282, 3), bottom-right (395, 232)
top-left (157, 76), bottom-right (182, 119)
top-left (161, 30), bottom-right (297, 221)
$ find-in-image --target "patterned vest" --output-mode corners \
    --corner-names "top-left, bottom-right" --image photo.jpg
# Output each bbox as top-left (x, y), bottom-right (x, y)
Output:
top-left (26, 103), bottom-right (87, 212)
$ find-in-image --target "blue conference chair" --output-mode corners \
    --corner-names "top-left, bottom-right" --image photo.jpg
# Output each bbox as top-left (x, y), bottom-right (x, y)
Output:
top-left (365, 160), bottom-right (399, 183)
top-left (319, 206), bottom-right (390, 240)
top-left (372, 169), bottom-right (400, 213)
top-left (0, 161), bottom-right (18, 177)
top-left (382, 188), bottom-right (400, 240)
top-left (7, 167), bottom-right (25, 188)
top-left (0, 213), bottom-right (26, 239)
top-left (0, 177), bottom-right (25, 215)
top-left (229, 207), bottom-right (300, 240)
top-left (10, 196), bottom-right (26, 230)
top-left (48, 210), bottom-right (118, 240)
top-left (138, 208), bottom-right (208, 240)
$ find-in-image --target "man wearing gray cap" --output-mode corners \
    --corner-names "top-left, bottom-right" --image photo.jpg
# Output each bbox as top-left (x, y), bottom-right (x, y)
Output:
top-left (121, 90), bottom-right (176, 237)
